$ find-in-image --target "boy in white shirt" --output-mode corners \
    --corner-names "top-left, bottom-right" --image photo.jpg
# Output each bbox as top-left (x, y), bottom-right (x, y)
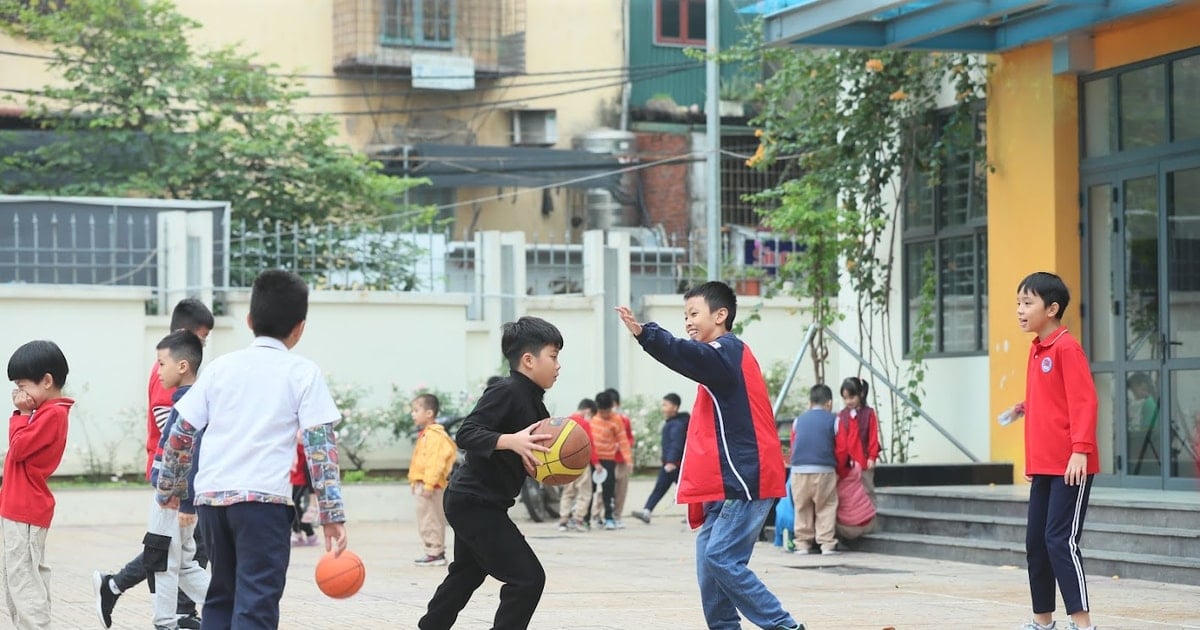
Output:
top-left (156, 270), bottom-right (349, 629)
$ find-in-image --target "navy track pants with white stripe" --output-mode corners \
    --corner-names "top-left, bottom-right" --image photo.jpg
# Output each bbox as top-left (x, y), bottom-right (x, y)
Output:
top-left (1026, 474), bottom-right (1093, 615)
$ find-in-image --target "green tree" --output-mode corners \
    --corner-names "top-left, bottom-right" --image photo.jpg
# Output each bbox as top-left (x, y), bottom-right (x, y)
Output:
top-left (0, 0), bottom-right (422, 225)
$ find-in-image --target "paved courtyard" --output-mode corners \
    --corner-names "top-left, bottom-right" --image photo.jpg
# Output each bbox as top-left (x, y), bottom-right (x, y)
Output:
top-left (10, 479), bottom-right (1200, 629)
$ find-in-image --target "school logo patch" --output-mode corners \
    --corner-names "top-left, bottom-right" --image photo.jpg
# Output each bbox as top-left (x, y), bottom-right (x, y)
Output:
top-left (709, 340), bottom-right (722, 349)
top-left (1041, 357), bottom-right (1053, 373)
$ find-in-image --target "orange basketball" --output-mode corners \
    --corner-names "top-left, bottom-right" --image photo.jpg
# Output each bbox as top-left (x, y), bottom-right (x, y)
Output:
top-left (530, 417), bottom-right (592, 486)
top-left (315, 549), bottom-right (365, 599)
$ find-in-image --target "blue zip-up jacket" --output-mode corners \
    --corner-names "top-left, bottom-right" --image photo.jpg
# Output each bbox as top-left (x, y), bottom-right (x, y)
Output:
top-left (661, 412), bottom-right (689, 465)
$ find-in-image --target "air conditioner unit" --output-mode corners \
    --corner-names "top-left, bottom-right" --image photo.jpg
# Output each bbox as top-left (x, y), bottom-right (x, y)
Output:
top-left (511, 109), bottom-right (557, 146)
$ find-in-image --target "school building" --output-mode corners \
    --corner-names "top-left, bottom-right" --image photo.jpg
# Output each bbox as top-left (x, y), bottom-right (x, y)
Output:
top-left (761, 0), bottom-right (1200, 490)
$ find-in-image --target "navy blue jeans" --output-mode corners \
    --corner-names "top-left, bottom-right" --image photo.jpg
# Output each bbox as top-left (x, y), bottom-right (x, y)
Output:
top-left (1026, 474), bottom-right (1093, 615)
top-left (642, 465), bottom-right (680, 513)
top-left (198, 503), bottom-right (292, 629)
top-left (696, 498), bottom-right (799, 630)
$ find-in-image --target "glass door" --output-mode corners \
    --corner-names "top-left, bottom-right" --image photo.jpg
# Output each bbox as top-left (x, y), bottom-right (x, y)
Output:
top-left (1086, 160), bottom-right (1200, 489)
top-left (1161, 157), bottom-right (1200, 490)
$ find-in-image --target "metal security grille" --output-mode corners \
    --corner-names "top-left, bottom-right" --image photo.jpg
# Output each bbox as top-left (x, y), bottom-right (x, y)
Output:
top-left (721, 134), bottom-right (789, 228)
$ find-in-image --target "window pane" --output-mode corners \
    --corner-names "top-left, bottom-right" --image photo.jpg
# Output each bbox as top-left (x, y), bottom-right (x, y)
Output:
top-left (1120, 65), bottom-right (1167, 150)
top-left (1125, 175), bottom-right (1159, 361)
top-left (1083, 78), bottom-right (1114, 158)
top-left (969, 112), bottom-right (988, 222)
top-left (905, 242), bottom-right (934, 354)
top-left (1172, 56), bottom-right (1200, 141)
top-left (941, 148), bottom-right (971, 228)
top-left (686, 0), bottom-right (706, 41)
top-left (1088, 183), bottom-right (1115, 362)
top-left (978, 232), bottom-right (988, 348)
top-left (940, 236), bottom-right (977, 352)
top-left (905, 167), bottom-right (934, 230)
top-left (659, 0), bottom-right (681, 39)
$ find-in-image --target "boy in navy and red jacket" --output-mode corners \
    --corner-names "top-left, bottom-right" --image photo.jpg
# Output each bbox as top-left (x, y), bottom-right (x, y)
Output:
top-left (617, 281), bottom-right (803, 630)
top-left (1003, 272), bottom-right (1099, 630)
top-left (3, 340), bottom-right (73, 629)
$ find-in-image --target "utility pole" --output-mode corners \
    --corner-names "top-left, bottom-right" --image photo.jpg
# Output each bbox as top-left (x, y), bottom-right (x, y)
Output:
top-left (705, 0), bottom-right (720, 281)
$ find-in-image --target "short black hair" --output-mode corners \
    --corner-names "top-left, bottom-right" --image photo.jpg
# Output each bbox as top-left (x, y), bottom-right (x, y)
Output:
top-left (684, 281), bottom-right (738, 330)
top-left (595, 390), bottom-right (615, 411)
top-left (500, 316), bottom-right (563, 370)
top-left (663, 393), bottom-right (681, 407)
top-left (577, 398), bottom-right (597, 414)
top-left (156, 330), bottom-right (203, 374)
top-left (414, 393), bottom-right (440, 416)
top-left (250, 270), bottom-right (309, 339)
top-left (605, 387), bottom-right (621, 405)
top-left (7, 340), bottom-right (69, 388)
top-left (809, 384), bottom-right (832, 405)
top-left (169, 298), bottom-right (214, 334)
top-left (1018, 272), bottom-right (1070, 320)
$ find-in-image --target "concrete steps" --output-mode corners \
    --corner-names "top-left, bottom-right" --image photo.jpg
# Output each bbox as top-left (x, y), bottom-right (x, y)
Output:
top-left (849, 486), bottom-right (1200, 585)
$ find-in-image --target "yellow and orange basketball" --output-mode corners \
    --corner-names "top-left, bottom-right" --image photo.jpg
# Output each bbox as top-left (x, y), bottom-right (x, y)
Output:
top-left (529, 417), bottom-right (591, 486)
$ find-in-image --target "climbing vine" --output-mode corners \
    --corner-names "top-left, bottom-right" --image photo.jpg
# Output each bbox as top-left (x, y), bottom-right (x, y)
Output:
top-left (727, 33), bottom-right (989, 462)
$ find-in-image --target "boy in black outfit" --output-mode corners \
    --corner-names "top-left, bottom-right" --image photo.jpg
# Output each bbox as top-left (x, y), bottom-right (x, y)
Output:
top-left (419, 316), bottom-right (563, 630)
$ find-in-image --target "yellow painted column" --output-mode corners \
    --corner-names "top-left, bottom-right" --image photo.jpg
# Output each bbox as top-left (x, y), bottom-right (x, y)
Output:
top-left (986, 43), bottom-right (1081, 483)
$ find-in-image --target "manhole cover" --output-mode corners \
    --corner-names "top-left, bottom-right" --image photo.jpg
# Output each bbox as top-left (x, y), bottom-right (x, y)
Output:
top-left (786, 564), bottom-right (907, 576)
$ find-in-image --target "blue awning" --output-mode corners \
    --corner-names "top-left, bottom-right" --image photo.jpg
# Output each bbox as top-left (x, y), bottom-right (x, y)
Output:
top-left (746, 0), bottom-right (1184, 52)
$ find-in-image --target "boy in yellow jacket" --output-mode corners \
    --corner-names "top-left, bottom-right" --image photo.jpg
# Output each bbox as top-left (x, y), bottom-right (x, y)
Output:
top-left (408, 393), bottom-right (458, 566)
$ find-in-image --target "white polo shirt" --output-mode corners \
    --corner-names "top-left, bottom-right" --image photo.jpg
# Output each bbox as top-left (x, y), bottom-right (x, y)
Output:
top-left (173, 336), bottom-right (340, 499)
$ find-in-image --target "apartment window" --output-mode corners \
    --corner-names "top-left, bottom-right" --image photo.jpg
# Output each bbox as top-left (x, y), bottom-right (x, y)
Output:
top-left (382, 0), bottom-right (454, 48)
top-left (656, 0), bottom-right (705, 46)
top-left (903, 107), bottom-right (988, 356)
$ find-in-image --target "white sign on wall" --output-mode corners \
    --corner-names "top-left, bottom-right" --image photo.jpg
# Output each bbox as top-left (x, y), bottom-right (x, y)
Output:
top-left (412, 53), bottom-right (475, 90)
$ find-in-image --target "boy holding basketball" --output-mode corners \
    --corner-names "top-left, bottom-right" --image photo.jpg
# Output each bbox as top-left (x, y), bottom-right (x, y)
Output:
top-left (419, 316), bottom-right (562, 630)
top-left (409, 392), bottom-right (457, 567)
top-left (617, 282), bottom-right (804, 630)
top-left (156, 270), bottom-right (348, 629)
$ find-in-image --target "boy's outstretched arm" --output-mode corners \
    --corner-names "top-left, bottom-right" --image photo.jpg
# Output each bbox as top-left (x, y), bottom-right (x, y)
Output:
top-left (303, 424), bottom-right (348, 556)
top-left (615, 306), bottom-right (731, 386)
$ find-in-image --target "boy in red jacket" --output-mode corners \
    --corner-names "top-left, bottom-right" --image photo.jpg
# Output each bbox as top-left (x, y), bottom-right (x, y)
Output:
top-left (1003, 272), bottom-right (1099, 630)
top-left (617, 282), bottom-right (803, 630)
top-left (3, 340), bottom-right (73, 629)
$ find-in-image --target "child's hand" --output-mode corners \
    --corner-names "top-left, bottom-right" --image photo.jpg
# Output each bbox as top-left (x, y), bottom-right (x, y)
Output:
top-left (323, 522), bottom-right (348, 557)
top-left (11, 389), bottom-right (34, 414)
top-left (614, 306), bottom-right (643, 337)
top-left (160, 495), bottom-right (181, 509)
top-left (1064, 453), bottom-right (1088, 486)
top-left (498, 423), bottom-right (552, 474)
top-left (178, 512), bottom-right (197, 528)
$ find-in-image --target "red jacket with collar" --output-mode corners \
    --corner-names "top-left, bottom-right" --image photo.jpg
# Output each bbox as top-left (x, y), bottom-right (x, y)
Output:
top-left (1, 398), bottom-right (73, 528)
top-left (1023, 327), bottom-right (1099, 475)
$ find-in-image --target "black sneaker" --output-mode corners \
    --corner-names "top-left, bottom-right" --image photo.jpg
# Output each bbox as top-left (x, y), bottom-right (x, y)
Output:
top-left (177, 612), bottom-right (202, 629)
top-left (91, 571), bottom-right (120, 628)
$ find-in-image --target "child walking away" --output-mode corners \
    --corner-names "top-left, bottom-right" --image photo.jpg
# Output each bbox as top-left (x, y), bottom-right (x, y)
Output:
top-left (409, 393), bottom-right (457, 567)
top-left (290, 438), bottom-right (318, 547)
top-left (156, 270), bottom-right (348, 629)
top-left (790, 384), bottom-right (840, 555)
top-left (836, 376), bottom-right (881, 502)
top-left (633, 393), bottom-right (689, 524)
top-left (419, 316), bottom-right (562, 630)
top-left (1004, 272), bottom-right (1100, 630)
top-left (145, 331), bottom-right (210, 630)
top-left (617, 282), bottom-right (804, 630)
top-left (2, 340), bottom-right (72, 630)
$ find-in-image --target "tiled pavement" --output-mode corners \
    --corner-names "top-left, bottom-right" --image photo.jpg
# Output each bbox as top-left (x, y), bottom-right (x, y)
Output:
top-left (9, 479), bottom-right (1200, 629)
